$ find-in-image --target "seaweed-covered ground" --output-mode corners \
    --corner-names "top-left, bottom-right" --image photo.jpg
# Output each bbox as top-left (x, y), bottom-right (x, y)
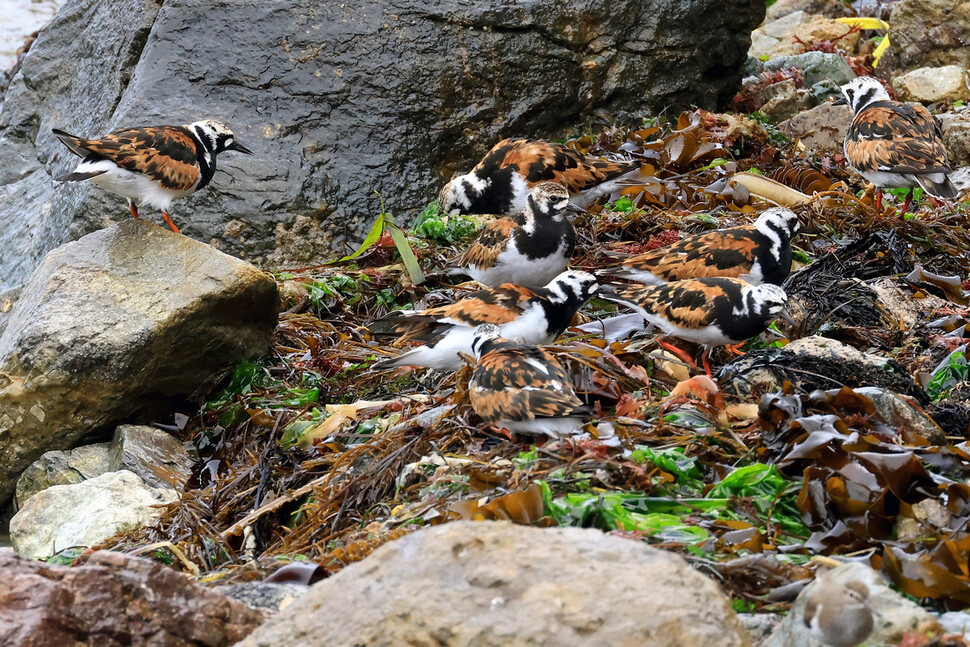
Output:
top-left (100, 110), bottom-right (970, 615)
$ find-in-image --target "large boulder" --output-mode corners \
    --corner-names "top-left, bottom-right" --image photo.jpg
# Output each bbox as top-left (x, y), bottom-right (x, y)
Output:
top-left (0, 0), bottom-right (766, 291)
top-left (10, 470), bottom-right (177, 559)
top-left (238, 521), bottom-right (753, 647)
top-left (882, 0), bottom-right (970, 74)
top-left (0, 549), bottom-right (264, 646)
top-left (0, 219), bottom-right (278, 507)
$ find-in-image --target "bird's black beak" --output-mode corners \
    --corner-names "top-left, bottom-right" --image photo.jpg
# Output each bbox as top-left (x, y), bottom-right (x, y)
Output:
top-left (832, 97), bottom-right (848, 106)
top-left (228, 141), bottom-right (253, 154)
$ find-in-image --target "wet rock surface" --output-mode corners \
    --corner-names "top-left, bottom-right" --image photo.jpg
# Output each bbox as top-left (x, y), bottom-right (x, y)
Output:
top-left (238, 521), bottom-right (753, 647)
top-left (109, 424), bottom-right (194, 490)
top-left (0, 219), bottom-right (278, 507)
top-left (0, 549), bottom-right (264, 646)
top-left (0, 0), bottom-right (765, 290)
top-left (10, 470), bottom-right (177, 558)
top-left (14, 443), bottom-right (110, 508)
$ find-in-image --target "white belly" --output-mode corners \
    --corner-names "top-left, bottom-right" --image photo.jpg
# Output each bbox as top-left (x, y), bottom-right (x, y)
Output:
top-left (81, 160), bottom-right (196, 210)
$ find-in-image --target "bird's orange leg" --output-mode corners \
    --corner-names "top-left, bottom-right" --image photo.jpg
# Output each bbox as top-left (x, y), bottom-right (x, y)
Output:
top-left (874, 190), bottom-right (882, 212)
top-left (898, 188), bottom-right (915, 216)
top-left (161, 211), bottom-right (181, 234)
top-left (723, 343), bottom-right (746, 357)
top-left (128, 202), bottom-right (140, 218)
top-left (700, 349), bottom-right (713, 379)
top-left (656, 338), bottom-right (698, 370)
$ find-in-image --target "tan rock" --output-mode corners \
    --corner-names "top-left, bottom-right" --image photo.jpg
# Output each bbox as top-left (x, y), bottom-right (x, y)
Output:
top-left (765, 0), bottom-right (852, 22)
top-left (893, 65), bottom-right (970, 103)
top-left (882, 0), bottom-right (970, 73)
top-left (938, 110), bottom-right (970, 167)
top-left (14, 443), bottom-right (111, 508)
top-left (0, 220), bottom-right (278, 508)
top-left (750, 11), bottom-right (861, 59)
top-left (779, 101), bottom-right (854, 152)
top-left (238, 521), bottom-right (753, 647)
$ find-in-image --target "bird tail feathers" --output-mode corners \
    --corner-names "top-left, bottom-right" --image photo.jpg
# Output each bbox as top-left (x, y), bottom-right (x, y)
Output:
top-left (916, 174), bottom-right (958, 199)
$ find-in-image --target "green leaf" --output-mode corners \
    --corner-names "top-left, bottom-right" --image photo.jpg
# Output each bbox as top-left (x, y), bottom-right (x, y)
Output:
top-left (387, 222), bottom-right (425, 285)
top-left (928, 350), bottom-right (968, 401)
top-left (333, 211), bottom-right (385, 263)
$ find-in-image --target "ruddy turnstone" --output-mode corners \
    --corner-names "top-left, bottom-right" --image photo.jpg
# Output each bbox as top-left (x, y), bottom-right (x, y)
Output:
top-left (53, 120), bottom-right (251, 233)
top-left (449, 181), bottom-right (576, 288)
top-left (369, 270), bottom-right (598, 370)
top-left (468, 324), bottom-right (588, 438)
top-left (439, 137), bottom-right (640, 216)
top-left (598, 277), bottom-right (790, 374)
top-left (600, 207), bottom-right (800, 286)
top-left (803, 579), bottom-right (874, 647)
top-left (836, 76), bottom-right (956, 214)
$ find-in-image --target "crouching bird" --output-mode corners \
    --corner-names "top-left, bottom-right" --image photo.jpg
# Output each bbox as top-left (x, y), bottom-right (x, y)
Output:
top-left (468, 324), bottom-right (589, 438)
top-left (52, 120), bottom-right (251, 233)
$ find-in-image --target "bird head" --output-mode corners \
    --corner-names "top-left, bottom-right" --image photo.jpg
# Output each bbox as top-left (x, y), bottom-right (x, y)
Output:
top-left (834, 76), bottom-right (891, 114)
top-left (189, 120), bottom-right (252, 155)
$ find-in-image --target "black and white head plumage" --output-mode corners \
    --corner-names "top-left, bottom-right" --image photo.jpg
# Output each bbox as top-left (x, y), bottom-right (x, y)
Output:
top-left (450, 181), bottom-right (576, 288)
top-left (838, 76), bottom-right (892, 115)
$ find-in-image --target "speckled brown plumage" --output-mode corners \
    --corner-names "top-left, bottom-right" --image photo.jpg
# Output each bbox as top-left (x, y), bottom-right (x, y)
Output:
top-left (469, 340), bottom-right (582, 422)
top-left (54, 126), bottom-right (202, 191)
top-left (845, 103), bottom-right (950, 175)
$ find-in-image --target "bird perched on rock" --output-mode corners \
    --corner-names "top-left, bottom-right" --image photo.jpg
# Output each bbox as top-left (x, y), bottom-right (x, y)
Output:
top-left (835, 76), bottom-right (956, 214)
top-left (449, 181), bottom-right (576, 288)
top-left (369, 270), bottom-right (598, 371)
top-left (468, 324), bottom-right (588, 438)
top-left (53, 120), bottom-right (252, 233)
top-left (439, 138), bottom-right (641, 216)
top-left (803, 579), bottom-right (874, 647)
top-left (598, 277), bottom-right (790, 375)
top-left (600, 207), bottom-right (800, 287)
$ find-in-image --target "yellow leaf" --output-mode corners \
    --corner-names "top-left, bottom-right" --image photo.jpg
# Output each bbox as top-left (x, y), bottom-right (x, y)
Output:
top-left (871, 34), bottom-right (891, 68)
top-left (835, 17), bottom-right (889, 30)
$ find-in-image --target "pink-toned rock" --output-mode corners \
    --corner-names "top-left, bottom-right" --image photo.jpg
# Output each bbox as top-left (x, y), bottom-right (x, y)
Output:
top-left (750, 11), bottom-right (861, 59)
top-left (0, 549), bottom-right (264, 646)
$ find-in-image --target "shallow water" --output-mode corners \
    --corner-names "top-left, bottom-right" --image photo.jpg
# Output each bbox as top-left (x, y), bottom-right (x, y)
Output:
top-left (0, 0), bottom-right (63, 70)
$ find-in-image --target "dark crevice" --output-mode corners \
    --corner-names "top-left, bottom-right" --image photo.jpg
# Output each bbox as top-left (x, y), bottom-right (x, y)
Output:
top-left (107, 0), bottom-right (165, 123)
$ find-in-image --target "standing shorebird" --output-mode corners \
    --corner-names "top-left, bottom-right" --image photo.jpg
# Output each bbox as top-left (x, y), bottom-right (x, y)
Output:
top-left (836, 76), bottom-right (956, 214)
top-left (53, 120), bottom-right (252, 233)
top-left (803, 579), bottom-right (874, 647)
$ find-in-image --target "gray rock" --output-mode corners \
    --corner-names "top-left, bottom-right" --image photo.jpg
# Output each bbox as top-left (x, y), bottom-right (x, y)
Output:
top-left (10, 470), bottom-right (177, 558)
top-left (0, 0), bottom-right (766, 292)
top-left (108, 424), bottom-right (194, 490)
top-left (238, 521), bottom-right (753, 647)
top-left (0, 287), bottom-right (19, 339)
top-left (14, 443), bottom-right (111, 508)
top-left (219, 582), bottom-right (310, 614)
top-left (759, 79), bottom-right (810, 123)
top-left (750, 11), bottom-right (860, 59)
top-left (765, 562), bottom-right (941, 647)
top-left (0, 219), bottom-right (278, 507)
top-left (810, 79), bottom-right (843, 104)
top-left (762, 51), bottom-right (856, 88)
top-left (764, 0), bottom-right (853, 22)
top-left (893, 65), bottom-right (970, 103)
top-left (737, 613), bottom-right (783, 646)
top-left (853, 387), bottom-right (946, 444)
top-left (778, 101), bottom-right (854, 152)
top-left (720, 336), bottom-right (926, 402)
top-left (939, 110), bottom-right (970, 167)
top-left (882, 0), bottom-right (970, 74)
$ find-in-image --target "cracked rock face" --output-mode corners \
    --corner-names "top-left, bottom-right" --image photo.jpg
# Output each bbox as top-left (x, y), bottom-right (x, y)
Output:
top-left (0, 0), bottom-right (765, 290)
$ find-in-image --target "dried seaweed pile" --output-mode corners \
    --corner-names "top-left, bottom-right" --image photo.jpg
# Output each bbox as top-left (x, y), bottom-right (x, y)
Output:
top-left (102, 112), bottom-right (970, 612)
